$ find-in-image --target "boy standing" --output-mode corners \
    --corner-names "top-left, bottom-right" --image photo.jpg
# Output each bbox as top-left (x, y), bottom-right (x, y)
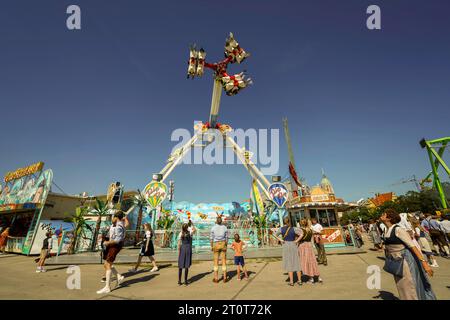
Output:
top-left (36, 231), bottom-right (52, 273)
top-left (231, 234), bottom-right (249, 281)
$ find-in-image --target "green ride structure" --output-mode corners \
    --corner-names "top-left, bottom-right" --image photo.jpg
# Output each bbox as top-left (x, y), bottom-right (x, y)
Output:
top-left (420, 137), bottom-right (450, 209)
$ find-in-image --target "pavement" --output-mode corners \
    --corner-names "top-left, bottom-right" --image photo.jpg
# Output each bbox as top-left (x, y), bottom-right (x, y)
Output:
top-left (0, 239), bottom-right (449, 300)
top-left (46, 245), bottom-right (365, 265)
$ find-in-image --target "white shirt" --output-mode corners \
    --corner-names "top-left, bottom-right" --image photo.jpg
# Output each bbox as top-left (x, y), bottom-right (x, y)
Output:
top-left (398, 213), bottom-right (412, 231)
top-left (311, 223), bottom-right (323, 234)
top-left (179, 229), bottom-right (194, 238)
top-left (441, 220), bottom-right (450, 233)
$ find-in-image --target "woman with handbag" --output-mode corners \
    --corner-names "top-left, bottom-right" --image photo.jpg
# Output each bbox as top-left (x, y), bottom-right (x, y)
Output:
top-left (380, 209), bottom-right (436, 300)
top-left (272, 217), bottom-right (302, 286)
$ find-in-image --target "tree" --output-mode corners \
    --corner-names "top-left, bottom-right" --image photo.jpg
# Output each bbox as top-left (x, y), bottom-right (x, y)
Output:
top-left (65, 207), bottom-right (92, 254)
top-left (157, 213), bottom-right (175, 247)
top-left (132, 190), bottom-right (147, 245)
top-left (89, 199), bottom-right (110, 251)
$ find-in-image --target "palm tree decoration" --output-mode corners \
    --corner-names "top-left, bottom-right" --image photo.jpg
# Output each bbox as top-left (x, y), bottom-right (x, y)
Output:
top-left (90, 199), bottom-right (110, 251)
top-left (156, 212), bottom-right (175, 247)
top-left (65, 207), bottom-right (92, 254)
top-left (252, 214), bottom-right (268, 246)
top-left (132, 189), bottom-right (147, 245)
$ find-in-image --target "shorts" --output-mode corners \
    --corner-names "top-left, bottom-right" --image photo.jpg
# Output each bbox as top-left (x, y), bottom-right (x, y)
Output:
top-left (39, 249), bottom-right (49, 260)
top-left (234, 256), bottom-right (245, 266)
top-left (105, 243), bottom-right (123, 263)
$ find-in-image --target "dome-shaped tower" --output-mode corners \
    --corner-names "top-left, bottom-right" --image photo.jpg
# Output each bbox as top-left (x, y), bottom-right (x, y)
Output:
top-left (320, 169), bottom-right (334, 195)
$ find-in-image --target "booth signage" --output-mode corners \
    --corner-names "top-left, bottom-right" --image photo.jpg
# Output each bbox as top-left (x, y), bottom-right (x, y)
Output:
top-left (4, 162), bottom-right (44, 183)
top-left (311, 194), bottom-right (329, 202)
top-left (268, 183), bottom-right (289, 208)
top-left (143, 181), bottom-right (168, 208)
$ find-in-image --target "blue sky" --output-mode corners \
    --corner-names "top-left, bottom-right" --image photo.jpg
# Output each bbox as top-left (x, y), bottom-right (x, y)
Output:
top-left (1, 0), bottom-right (449, 203)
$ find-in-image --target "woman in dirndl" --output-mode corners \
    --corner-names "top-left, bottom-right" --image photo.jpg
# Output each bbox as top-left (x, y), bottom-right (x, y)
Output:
top-left (298, 219), bottom-right (322, 284)
top-left (368, 219), bottom-right (383, 251)
top-left (380, 209), bottom-right (436, 300)
top-left (273, 217), bottom-right (302, 286)
top-left (129, 223), bottom-right (159, 273)
top-left (178, 222), bottom-right (195, 286)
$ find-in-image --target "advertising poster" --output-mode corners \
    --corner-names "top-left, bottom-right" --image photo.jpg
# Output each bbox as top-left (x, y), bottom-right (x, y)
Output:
top-left (30, 220), bottom-right (75, 255)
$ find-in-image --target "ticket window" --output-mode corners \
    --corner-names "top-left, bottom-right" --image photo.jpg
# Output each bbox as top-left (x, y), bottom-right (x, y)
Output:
top-left (290, 210), bottom-right (306, 227)
top-left (327, 209), bottom-right (338, 226)
top-left (318, 209), bottom-right (329, 227)
top-left (308, 209), bottom-right (318, 222)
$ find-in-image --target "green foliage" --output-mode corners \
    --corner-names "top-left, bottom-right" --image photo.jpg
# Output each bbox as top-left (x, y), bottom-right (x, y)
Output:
top-left (341, 183), bottom-right (450, 224)
top-left (89, 199), bottom-right (109, 251)
top-left (340, 207), bottom-right (378, 224)
top-left (157, 214), bottom-right (175, 230)
top-left (91, 199), bottom-right (109, 217)
top-left (253, 214), bottom-right (268, 229)
top-left (64, 206), bottom-right (92, 254)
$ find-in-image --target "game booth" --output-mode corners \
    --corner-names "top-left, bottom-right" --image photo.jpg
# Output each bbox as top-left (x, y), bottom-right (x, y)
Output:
top-left (286, 172), bottom-right (358, 248)
top-left (0, 163), bottom-right (129, 256)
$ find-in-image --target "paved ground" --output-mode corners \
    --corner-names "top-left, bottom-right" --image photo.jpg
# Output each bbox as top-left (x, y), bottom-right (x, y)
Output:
top-left (46, 246), bottom-right (365, 265)
top-left (0, 240), bottom-right (449, 300)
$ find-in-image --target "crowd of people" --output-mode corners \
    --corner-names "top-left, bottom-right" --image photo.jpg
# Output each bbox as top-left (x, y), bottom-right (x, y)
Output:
top-left (349, 209), bottom-right (450, 300)
top-left (363, 211), bottom-right (450, 262)
top-left (24, 207), bottom-right (448, 299)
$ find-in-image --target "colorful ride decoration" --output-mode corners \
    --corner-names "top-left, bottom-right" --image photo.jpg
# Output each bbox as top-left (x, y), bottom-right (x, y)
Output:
top-left (143, 181), bottom-right (168, 209)
top-left (268, 183), bottom-right (289, 208)
top-left (186, 32), bottom-right (252, 97)
top-left (251, 179), bottom-right (265, 215)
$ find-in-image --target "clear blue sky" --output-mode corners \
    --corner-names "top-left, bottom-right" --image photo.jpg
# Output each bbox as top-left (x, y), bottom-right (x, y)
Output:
top-left (1, 0), bottom-right (449, 203)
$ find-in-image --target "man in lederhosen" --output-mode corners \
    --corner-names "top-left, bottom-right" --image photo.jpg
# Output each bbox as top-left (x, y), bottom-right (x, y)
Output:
top-left (97, 212), bottom-right (126, 294)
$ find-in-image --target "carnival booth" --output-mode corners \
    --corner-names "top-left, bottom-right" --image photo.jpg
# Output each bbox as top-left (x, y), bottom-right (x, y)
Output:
top-left (0, 162), bottom-right (54, 254)
top-left (287, 172), bottom-right (357, 248)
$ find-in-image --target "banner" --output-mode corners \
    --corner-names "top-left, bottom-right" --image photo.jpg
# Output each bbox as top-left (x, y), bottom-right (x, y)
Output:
top-left (143, 181), bottom-right (168, 209)
top-left (252, 180), bottom-right (265, 215)
top-left (0, 168), bottom-right (52, 212)
top-left (321, 227), bottom-right (345, 245)
top-left (268, 183), bottom-right (289, 208)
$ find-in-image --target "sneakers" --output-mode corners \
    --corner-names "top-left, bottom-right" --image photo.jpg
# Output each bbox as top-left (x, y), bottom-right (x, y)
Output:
top-left (117, 274), bottom-right (124, 286)
top-left (128, 268), bottom-right (137, 273)
top-left (150, 266), bottom-right (159, 272)
top-left (40, 268), bottom-right (46, 273)
top-left (431, 262), bottom-right (439, 268)
top-left (96, 286), bottom-right (111, 294)
top-left (36, 268), bottom-right (41, 273)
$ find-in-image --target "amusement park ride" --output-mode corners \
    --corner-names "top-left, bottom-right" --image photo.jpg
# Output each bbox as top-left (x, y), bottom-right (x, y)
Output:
top-left (155, 33), bottom-right (273, 201)
top-left (420, 137), bottom-right (450, 209)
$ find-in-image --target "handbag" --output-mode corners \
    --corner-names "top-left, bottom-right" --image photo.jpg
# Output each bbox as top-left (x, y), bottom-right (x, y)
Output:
top-left (383, 254), bottom-right (404, 277)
